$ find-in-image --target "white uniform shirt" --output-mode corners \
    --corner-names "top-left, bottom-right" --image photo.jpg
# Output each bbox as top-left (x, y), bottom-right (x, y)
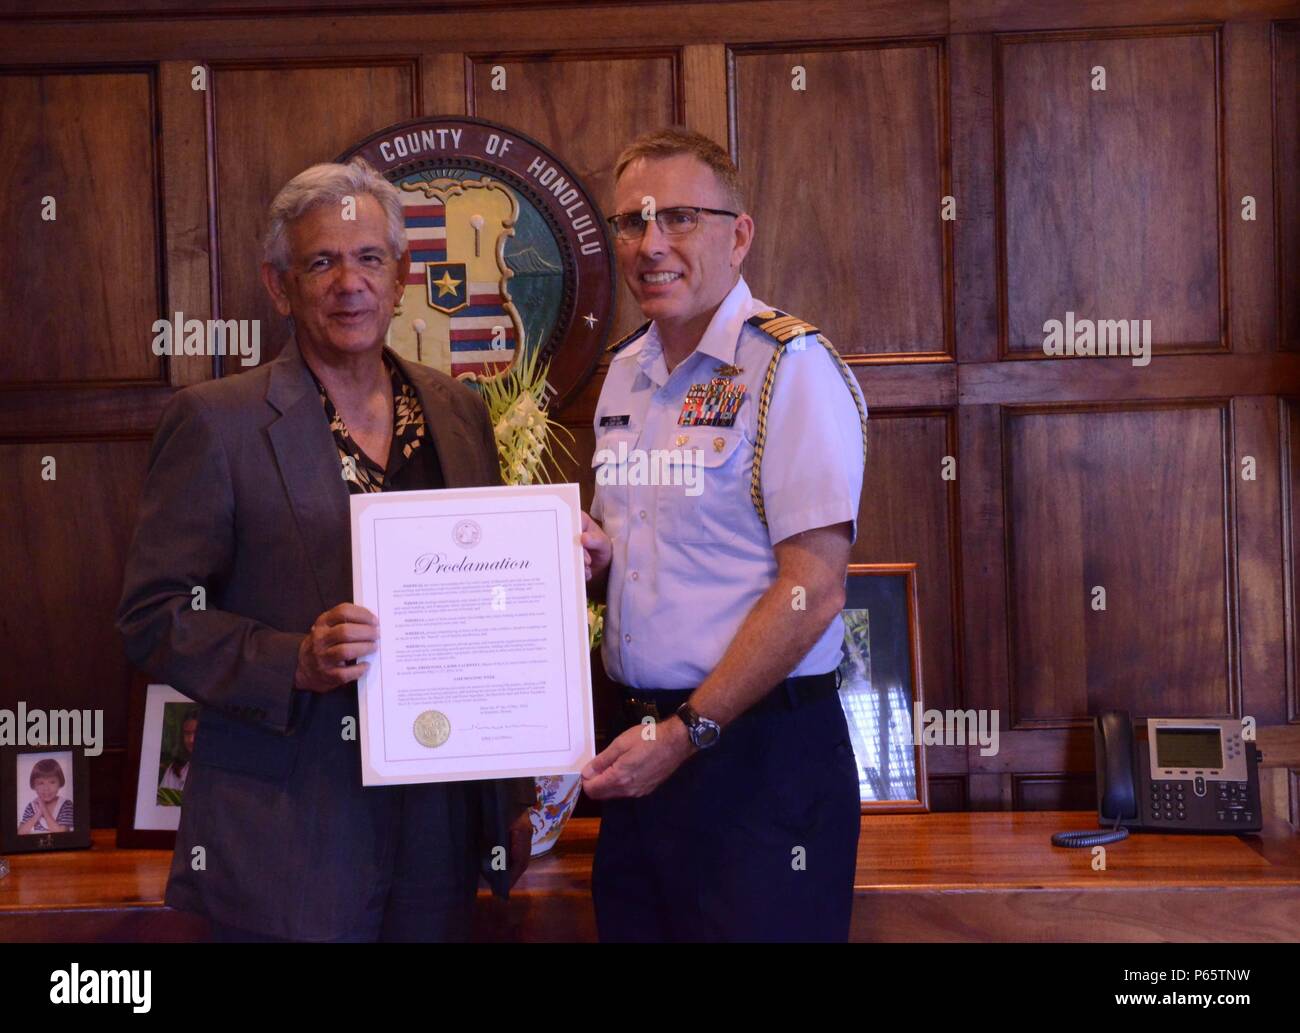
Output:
top-left (591, 276), bottom-right (866, 690)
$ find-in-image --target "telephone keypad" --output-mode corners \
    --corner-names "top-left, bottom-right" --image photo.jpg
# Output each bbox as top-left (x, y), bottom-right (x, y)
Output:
top-left (1149, 781), bottom-right (1188, 823)
top-left (1149, 778), bottom-right (1255, 826)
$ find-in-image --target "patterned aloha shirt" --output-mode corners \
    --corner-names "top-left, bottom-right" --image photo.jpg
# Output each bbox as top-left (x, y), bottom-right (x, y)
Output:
top-left (308, 351), bottom-right (442, 494)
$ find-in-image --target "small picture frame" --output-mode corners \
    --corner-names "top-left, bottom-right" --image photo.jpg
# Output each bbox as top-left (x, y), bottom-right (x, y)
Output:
top-left (117, 679), bottom-right (198, 849)
top-left (1, 746), bottom-right (91, 853)
top-left (838, 562), bottom-right (928, 812)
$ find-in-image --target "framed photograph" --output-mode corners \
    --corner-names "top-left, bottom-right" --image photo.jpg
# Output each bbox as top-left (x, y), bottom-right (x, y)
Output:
top-left (1, 746), bottom-right (91, 853)
top-left (117, 679), bottom-right (198, 849)
top-left (838, 562), bottom-right (927, 812)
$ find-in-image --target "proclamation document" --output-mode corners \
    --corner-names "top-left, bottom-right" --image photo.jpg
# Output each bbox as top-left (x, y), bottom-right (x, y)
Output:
top-left (351, 483), bottom-right (594, 786)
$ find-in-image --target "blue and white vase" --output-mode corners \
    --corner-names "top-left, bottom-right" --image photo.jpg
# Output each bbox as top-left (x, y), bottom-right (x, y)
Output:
top-left (528, 774), bottom-right (582, 856)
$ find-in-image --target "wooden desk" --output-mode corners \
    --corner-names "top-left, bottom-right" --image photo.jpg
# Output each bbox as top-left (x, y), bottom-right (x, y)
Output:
top-left (3, 812), bottom-right (1298, 942)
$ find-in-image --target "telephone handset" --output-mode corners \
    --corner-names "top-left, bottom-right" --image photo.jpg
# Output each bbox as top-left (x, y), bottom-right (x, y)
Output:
top-left (1052, 710), bottom-right (1263, 848)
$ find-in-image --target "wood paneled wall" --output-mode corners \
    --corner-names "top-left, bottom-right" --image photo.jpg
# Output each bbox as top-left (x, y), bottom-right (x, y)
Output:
top-left (1, 0), bottom-right (1297, 827)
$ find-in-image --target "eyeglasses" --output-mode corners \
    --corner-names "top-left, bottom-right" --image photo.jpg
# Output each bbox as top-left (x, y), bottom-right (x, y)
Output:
top-left (606, 206), bottom-right (740, 241)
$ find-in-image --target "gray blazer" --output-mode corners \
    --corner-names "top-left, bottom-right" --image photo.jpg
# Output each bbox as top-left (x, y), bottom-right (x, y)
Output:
top-left (116, 340), bottom-right (534, 939)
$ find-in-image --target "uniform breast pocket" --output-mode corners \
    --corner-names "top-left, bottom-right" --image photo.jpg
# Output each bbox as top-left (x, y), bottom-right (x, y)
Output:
top-left (655, 428), bottom-right (751, 546)
top-left (591, 430), bottom-right (638, 541)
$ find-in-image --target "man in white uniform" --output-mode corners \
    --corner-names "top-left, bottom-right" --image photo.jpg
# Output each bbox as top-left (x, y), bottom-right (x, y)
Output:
top-left (580, 128), bottom-right (868, 941)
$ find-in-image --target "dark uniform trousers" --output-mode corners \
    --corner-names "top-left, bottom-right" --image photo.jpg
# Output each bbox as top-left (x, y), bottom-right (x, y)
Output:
top-left (592, 678), bottom-right (861, 942)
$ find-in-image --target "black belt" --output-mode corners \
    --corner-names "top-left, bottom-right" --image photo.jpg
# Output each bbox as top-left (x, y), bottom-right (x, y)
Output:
top-left (615, 671), bottom-right (840, 725)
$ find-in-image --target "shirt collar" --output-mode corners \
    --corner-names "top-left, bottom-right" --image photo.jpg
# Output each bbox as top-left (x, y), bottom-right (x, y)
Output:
top-left (635, 276), bottom-right (753, 383)
top-left (697, 276), bottom-right (753, 365)
top-left (304, 351), bottom-right (415, 426)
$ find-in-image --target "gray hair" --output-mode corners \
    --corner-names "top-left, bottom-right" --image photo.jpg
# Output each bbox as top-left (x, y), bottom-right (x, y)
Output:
top-left (262, 158), bottom-right (407, 272)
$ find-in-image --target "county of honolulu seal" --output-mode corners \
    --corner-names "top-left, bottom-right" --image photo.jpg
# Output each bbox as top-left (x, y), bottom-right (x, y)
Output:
top-left (453, 518), bottom-right (482, 548)
top-left (413, 710), bottom-right (452, 748)
top-left (336, 116), bottom-right (615, 410)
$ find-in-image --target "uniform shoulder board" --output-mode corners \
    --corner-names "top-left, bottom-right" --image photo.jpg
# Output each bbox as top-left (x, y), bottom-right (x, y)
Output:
top-left (746, 309), bottom-right (820, 345)
top-left (747, 308), bottom-right (866, 531)
top-left (606, 320), bottom-right (652, 355)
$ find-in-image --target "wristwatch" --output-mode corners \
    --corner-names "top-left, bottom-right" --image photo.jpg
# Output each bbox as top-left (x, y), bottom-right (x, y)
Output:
top-left (676, 703), bottom-right (722, 749)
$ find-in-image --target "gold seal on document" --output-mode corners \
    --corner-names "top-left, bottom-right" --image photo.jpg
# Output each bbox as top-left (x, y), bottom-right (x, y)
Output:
top-left (413, 710), bottom-right (452, 748)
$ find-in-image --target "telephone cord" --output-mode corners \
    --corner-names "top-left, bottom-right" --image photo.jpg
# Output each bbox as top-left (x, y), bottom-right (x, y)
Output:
top-left (1051, 815), bottom-right (1130, 848)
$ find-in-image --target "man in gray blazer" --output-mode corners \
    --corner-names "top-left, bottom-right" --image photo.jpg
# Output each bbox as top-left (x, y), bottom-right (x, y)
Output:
top-left (116, 159), bottom-right (534, 942)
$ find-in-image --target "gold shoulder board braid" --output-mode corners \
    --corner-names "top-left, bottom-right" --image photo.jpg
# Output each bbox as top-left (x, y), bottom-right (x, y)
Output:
top-left (745, 309), bottom-right (869, 528)
top-left (606, 320), bottom-right (651, 355)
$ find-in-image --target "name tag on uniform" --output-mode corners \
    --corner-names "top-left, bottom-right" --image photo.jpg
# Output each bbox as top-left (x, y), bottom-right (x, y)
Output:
top-left (599, 414), bottom-right (631, 427)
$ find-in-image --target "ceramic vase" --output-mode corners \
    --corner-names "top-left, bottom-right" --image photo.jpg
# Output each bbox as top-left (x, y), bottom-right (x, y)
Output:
top-left (528, 774), bottom-right (582, 856)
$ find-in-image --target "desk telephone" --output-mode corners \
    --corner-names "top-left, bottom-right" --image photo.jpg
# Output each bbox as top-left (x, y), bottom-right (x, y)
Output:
top-left (1052, 710), bottom-right (1263, 848)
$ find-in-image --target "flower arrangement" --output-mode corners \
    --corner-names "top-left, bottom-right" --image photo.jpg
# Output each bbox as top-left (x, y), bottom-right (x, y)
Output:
top-left (476, 348), bottom-right (605, 646)
top-left (477, 348), bottom-right (597, 855)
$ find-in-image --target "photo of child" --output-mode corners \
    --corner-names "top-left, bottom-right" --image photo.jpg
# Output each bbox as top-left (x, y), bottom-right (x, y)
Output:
top-left (16, 752), bottom-right (75, 835)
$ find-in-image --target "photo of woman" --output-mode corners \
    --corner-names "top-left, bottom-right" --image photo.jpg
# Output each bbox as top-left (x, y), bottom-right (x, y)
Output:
top-left (124, 683), bottom-right (196, 839)
top-left (16, 754), bottom-right (75, 835)
top-left (157, 707), bottom-right (199, 805)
